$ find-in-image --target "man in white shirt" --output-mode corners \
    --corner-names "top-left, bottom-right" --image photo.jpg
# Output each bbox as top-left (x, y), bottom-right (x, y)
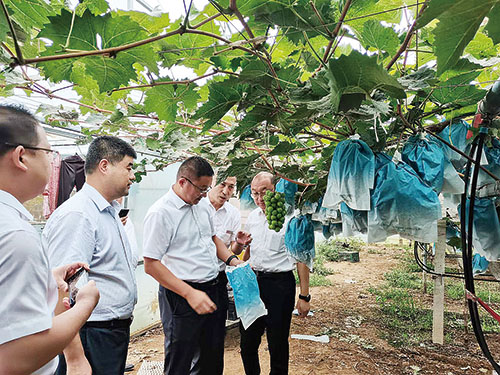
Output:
top-left (43, 136), bottom-right (138, 375)
top-left (241, 172), bottom-right (311, 375)
top-left (187, 176), bottom-right (251, 374)
top-left (143, 157), bottom-right (243, 375)
top-left (0, 104), bottom-right (99, 375)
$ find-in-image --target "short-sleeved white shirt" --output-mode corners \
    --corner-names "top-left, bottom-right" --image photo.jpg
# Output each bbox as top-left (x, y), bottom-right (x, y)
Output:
top-left (205, 198), bottom-right (241, 271)
top-left (0, 190), bottom-right (58, 375)
top-left (42, 184), bottom-right (137, 321)
top-left (246, 207), bottom-right (295, 273)
top-left (143, 187), bottom-right (219, 283)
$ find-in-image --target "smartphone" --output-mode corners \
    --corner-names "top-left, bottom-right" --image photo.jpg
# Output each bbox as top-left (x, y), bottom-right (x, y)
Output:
top-left (66, 267), bottom-right (88, 307)
top-left (118, 208), bottom-right (130, 218)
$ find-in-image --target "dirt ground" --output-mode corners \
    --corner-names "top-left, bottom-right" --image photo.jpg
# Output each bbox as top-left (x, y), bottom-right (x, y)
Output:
top-left (127, 244), bottom-right (500, 374)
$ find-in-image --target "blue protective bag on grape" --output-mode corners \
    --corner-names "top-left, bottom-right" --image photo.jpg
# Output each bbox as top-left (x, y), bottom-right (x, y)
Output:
top-left (472, 254), bottom-right (490, 275)
top-left (459, 197), bottom-right (500, 261)
top-left (368, 154), bottom-right (442, 243)
top-left (340, 202), bottom-right (368, 239)
top-left (437, 120), bottom-right (470, 169)
top-left (226, 263), bottom-right (267, 329)
top-left (284, 215), bottom-right (315, 270)
top-left (323, 135), bottom-right (375, 211)
top-left (402, 134), bottom-right (446, 193)
top-left (240, 184), bottom-right (257, 210)
top-left (478, 137), bottom-right (500, 186)
top-left (276, 179), bottom-right (298, 206)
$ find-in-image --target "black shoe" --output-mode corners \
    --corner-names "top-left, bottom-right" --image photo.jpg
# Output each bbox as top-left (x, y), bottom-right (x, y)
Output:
top-left (124, 363), bottom-right (134, 372)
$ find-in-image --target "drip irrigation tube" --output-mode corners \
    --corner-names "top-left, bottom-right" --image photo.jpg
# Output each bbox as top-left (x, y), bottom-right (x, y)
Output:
top-left (460, 128), bottom-right (500, 372)
top-left (413, 241), bottom-right (500, 282)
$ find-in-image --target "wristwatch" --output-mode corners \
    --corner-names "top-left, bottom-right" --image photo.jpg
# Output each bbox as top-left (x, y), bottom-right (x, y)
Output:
top-left (298, 294), bottom-right (311, 302)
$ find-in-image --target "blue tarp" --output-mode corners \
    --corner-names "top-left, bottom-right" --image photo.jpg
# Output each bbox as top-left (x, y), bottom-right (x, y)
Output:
top-left (323, 136), bottom-right (375, 211)
top-left (368, 154), bottom-right (442, 243)
top-left (285, 215), bottom-right (315, 269)
top-left (473, 254), bottom-right (490, 275)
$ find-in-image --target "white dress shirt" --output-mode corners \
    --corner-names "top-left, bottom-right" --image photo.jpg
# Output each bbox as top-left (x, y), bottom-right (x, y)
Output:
top-left (143, 187), bottom-right (219, 283)
top-left (42, 184), bottom-right (138, 321)
top-left (0, 190), bottom-right (58, 375)
top-left (205, 198), bottom-right (241, 271)
top-left (246, 207), bottom-right (295, 272)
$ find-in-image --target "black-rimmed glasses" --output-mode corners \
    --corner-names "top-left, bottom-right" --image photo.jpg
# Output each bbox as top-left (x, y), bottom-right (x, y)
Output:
top-left (182, 176), bottom-right (211, 194)
top-left (1, 142), bottom-right (57, 154)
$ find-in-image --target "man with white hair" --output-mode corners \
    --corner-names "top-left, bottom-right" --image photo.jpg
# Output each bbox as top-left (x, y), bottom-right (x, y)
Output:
top-left (240, 171), bottom-right (311, 375)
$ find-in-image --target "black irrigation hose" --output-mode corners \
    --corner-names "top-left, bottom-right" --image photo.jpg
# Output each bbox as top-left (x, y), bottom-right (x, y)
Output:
top-left (413, 241), bottom-right (500, 282)
top-left (461, 129), bottom-right (500, 373)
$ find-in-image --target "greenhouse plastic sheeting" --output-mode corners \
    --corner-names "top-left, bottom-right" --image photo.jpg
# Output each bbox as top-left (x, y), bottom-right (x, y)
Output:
top-left (323, 136), bottom-right (375, 211)
top-left (285, 215), bottom-right (315, 270)
top-left (340, 202), bottom-right (368, 239)
top-left (460, 197), bottom-right (500, 261)
top-left (276, 179), bottom-right (298, 206)
top-left (437, 120), bottom-right (470, 169)
top-left (402, 134), bottom-right (446, 193)
top-left (226, 263), bottom-right (267, 329)
top-left (240, 185), bottom-right (257, 210)
top-left (368, 155), bottom-right (441, 243)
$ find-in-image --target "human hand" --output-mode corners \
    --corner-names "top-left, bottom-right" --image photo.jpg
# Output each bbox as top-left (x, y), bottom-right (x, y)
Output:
top-left (74, 280), bottom-right (100, 310)
top-left (52, 262), bottom-right (89, 292)
top-left (296, 299), bottom-right (310, 318)
top-left (120, 216), bottom-right (128, 226)
top-left (186, 288), bottom-right (217, 315)
top-left (228, 257), bottom-right (244, 267)
top-left (236, 231), bottom-right (252, 246)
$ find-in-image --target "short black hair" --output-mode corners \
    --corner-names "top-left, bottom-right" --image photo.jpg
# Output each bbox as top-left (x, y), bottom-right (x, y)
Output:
top-left (0, 104), bottom-right (40, 157)
top-left (176, 156), bottom-right (214, 180)
top-left (85, 136), bottom-right (137, 174)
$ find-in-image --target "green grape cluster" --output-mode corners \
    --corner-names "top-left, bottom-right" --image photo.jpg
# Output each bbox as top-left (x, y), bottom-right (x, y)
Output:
top-left (264, 191), bottom-right (286, 232)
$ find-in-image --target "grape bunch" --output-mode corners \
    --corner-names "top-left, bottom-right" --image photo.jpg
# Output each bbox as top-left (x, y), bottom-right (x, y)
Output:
top-left (264, 191), bottom-right (286, 232)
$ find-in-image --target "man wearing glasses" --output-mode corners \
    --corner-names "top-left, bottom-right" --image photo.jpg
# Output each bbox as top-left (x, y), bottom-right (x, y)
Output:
top-left (0, 104), bottom-right (100, 374)
top-left (240, 171), bottom-right (311, 375)
top-left (143, 156), bottom-right (243, 375)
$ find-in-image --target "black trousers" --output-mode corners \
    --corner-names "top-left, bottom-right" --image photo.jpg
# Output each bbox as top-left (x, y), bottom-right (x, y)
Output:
top-left (57, 154), bottom-right (85, 207)
top-left (159, 277), bottom-right (226, 375)
top-left (55, 320), bottom-right (130, 375)
top-left (239, 271), bottom-right (296, 375)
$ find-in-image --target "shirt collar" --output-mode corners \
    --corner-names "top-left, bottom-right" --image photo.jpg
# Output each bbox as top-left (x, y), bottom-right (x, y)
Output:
top-left (81, 183), bottom-right (114, 212)
top-left (206, 197), bottom-right (228, 213)
top-left (167, 185), bottom-right (191, 209)
top-left (0, 190), bottom-right (33, 221)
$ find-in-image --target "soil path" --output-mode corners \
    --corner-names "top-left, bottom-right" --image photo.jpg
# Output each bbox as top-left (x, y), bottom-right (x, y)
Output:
top-left (127, 244), bottom-right (500, 374)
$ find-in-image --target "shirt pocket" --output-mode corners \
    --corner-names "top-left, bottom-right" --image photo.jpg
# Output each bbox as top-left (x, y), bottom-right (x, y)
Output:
top-left (267, 232), bottom-right (284, 253)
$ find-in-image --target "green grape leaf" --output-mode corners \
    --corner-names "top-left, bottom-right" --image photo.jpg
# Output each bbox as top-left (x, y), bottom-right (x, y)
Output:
top-left (5, 0), bottom-right (55, 32)
top-left (38, 10), bottom-right (158, 92)
top-left (430, 71), bottom-right (485, 107)
top-left (194, 78), bottom-right (247, 130)
top-left (485, 3), bottom-right (500, 44)
top-left (360, 20), bottom-right (399, 55)
top-left (326, 50), bottom-right (406, 112)
top-left (269, 141), bottom-right (296, 156)
top-left (418, 0), bottom-right (498, 75)
top-left (144, 83), bottom-right (200, 123)
top-left (75, 0), bottom-right (109, 16)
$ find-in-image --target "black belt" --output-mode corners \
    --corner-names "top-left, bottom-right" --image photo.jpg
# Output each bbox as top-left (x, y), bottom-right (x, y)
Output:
top-left (185, 277), bottom-right (218, 290)
top-left (253, 270), bottom-right (293, 278)
top-left (84, 318), bottom-right (132, 329)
